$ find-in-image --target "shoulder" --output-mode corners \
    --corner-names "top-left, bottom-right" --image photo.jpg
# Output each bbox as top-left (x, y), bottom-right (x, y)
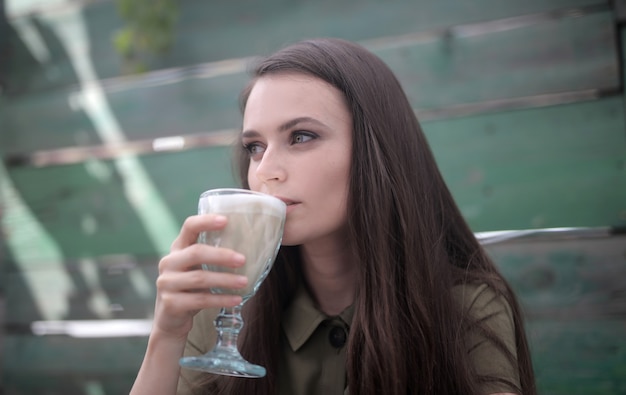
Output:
top-left (451, 282), bottom-right (521, 394)
top-left (450, 282), bottom-right (516, 348)
top-left (451, 282), bottom-right (514, 323)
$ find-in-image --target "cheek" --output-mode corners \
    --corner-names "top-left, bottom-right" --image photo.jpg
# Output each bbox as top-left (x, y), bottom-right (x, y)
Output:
top-left (327, 154), bottom-right (351, 190)
top-left (319, 157), bottom-right (350, 211)
top-left (246, 164), bottom-right (259, 190)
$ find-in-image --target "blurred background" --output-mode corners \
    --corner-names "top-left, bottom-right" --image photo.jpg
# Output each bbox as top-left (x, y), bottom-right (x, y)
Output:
top-left (0, 0), bottom-right (625, 394)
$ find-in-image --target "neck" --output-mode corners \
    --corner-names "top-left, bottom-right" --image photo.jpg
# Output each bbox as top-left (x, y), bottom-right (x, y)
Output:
top-left (300, 238), bottom-right (357, 316)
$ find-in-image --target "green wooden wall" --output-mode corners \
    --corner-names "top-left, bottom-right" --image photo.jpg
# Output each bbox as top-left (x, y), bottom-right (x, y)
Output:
top-left (1, 0), bottom-right (625, 394)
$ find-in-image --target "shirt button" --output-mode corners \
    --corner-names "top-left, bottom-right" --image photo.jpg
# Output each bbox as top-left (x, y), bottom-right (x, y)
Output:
top-left (328, 325), bottom-right (347, 348)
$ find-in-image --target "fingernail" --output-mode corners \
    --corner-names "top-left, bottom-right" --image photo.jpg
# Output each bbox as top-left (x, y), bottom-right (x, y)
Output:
top-left (236, 275), bottom-right (249, 285)
top-left (214, 215), bottom-right (228, 224)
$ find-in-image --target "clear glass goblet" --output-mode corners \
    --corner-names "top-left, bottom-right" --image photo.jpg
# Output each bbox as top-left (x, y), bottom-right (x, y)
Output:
top-left (179, 188), bottom-right (286, 377)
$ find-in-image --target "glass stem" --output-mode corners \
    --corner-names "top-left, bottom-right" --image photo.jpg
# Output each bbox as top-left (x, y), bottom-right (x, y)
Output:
top-left (213, 305), bottom-right (244, 355)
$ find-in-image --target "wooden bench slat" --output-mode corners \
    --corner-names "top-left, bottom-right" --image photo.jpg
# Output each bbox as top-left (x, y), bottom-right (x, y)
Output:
top-left (424, 96), bottom-right (626, 231)
top-left (4, 0), bottom-right (607, 95)
top-left (1, 12), bottom-right (617, 153)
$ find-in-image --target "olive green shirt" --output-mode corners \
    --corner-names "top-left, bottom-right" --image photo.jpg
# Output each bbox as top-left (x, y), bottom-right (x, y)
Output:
top-left (178, 283), bottom-right (520, 395)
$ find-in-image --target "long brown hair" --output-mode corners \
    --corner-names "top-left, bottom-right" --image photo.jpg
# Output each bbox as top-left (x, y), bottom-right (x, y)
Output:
top-left (205, 38), bottom-right (535, 394)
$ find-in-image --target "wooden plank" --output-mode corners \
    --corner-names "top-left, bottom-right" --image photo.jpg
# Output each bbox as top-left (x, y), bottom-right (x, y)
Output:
top-left (3, 257), bottom-right (158, 324)
top-left (4, 0), bottom-right (608, 95)
top-left (0, 84), bottom-right (101, 154)
top-left (0, 74), bottom-right (249, 155)
top-left (423, 96), bottom-right (626, 231)
top-left (376, 11), bottom-right (617, 109)
top-left (1, 12), bottom-right (618, 154)
top-left (154, 0), bottom-right (611, 77)
top-left (485, 234), bottom-right (626, 395)
top-left (527, 320), bottom-right (626, 395)
top-left (3, 161), bottom-right (159, 259)
top-left (486, 235), bottom-right (626, 319)
top-left (2, 335), bottom-right (146, 375)
top-left (3, 373), bottom-right (138, 395)
top-left (1, 146), bottom-right (236, 262)
top-left (104, 73), bottom-right (249, 148)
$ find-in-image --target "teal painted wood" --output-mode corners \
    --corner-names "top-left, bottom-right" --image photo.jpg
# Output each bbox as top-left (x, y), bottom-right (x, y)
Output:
top-left (528, 320), bottom-right (626, 395)
top-left (0, 85), bottom-right (102, 154)
top-left (3, 336), bottom-right (147, 375)
top-left (2, 335), bottom-right (146, 395)
top-left (375, 11), bottom-right (617, 109)
top-left (3, 257), bottom-right (157, 323)
top-left (3, 374), bottom-right (139, 395)
top-left (423, 96), bottom-right (626, 231)
top-left (163, 0), bottom-right (610, 70)
top-left (4, 0), bottom-right (609, 95)
top-left (2, 146), bottom-right (236, 262)
top-left (1, 12), bottom-right (618, 154)
top-left (139, 148), bottom-right (241, 221)
top-left (4, 162), bottom-right (160, 259)
top-left (486, 236), bottom-right (626, 320)
top-left (485, 234), bottom-right (626, 394)
top-left (2, 98), bottom-right (623, 267)
top-left (104, 73), bottom-right (249, 147)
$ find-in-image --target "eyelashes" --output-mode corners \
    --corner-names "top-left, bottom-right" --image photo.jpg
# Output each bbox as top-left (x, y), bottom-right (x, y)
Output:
top-left (242, 130), bottom-right (319, 159)
top-left (242, 142), bottom-right (262, 157)
top-left (291, 131), bottom-right (317, 144)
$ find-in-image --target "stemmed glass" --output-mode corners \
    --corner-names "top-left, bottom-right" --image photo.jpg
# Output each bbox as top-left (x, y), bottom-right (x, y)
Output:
top-left (179, 188), bottom-right (286, 377)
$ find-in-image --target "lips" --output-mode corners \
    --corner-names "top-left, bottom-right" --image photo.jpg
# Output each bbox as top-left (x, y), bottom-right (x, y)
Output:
top-left (274, 196), bottom-right (293, 204)
top-left (275, 196), bottom-right (300, 209)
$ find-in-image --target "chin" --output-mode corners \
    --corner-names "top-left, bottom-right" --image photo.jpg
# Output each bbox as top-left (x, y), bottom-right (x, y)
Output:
top-left (279, 232), bottom-right (304, 247)
top-left (280, 239), bottom-right (300, 247)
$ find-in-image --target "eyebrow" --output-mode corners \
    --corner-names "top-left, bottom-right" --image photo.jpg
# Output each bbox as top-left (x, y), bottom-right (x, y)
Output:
top-left (242, 116), bottom-right (329, 138)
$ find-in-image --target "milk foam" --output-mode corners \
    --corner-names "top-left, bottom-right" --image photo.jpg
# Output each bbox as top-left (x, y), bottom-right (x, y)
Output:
top-left (199, 192), bottom-right (286, 217)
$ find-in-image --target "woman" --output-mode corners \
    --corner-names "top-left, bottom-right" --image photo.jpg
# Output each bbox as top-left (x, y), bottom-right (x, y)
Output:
top-left (131, 38), bottom-right (536, 395)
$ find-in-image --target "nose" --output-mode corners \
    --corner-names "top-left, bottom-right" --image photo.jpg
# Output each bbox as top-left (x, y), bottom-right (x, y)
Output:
top-left (253, 146), bottom-right (286, 184)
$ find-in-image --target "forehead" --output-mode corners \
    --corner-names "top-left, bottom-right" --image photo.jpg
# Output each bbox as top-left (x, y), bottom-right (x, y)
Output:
top-left (243, 73), bottom-right (350, 125)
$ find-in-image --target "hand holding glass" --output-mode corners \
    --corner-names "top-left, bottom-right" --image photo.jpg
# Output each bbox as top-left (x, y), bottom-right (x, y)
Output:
top-left (179, 188), bottom-right (286, 377)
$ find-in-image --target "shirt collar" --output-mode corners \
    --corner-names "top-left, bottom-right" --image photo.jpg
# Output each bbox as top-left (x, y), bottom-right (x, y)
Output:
top-left (282, 283), bottom-right (355, 352)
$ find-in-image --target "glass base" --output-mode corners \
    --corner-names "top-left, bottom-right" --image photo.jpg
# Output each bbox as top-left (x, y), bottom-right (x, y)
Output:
top-left (179, 351), bottom-right (266, 378)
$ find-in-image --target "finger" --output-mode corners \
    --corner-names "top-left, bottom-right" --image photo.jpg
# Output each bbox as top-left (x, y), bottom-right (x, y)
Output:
top-left (157, 291), bottom-right (242, 316)
top-left (157, 270), bottom-right (249, 293)
top-left (170, 214), bottom-right (228, 251)
top-left (159, 244), bottom-right (245, 274)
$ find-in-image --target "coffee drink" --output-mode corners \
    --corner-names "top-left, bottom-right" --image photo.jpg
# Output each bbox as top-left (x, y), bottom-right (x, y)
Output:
top-left (198, 191), bottom-right (286, 299)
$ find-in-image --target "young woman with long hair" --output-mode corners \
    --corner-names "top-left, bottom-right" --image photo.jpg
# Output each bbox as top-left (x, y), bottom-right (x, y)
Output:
top-left (131, 38), bottom-right (536, 395)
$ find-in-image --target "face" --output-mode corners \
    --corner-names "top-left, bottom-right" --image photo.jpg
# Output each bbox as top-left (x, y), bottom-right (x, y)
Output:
top-left (242, 73), bottom-right (352, 247)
